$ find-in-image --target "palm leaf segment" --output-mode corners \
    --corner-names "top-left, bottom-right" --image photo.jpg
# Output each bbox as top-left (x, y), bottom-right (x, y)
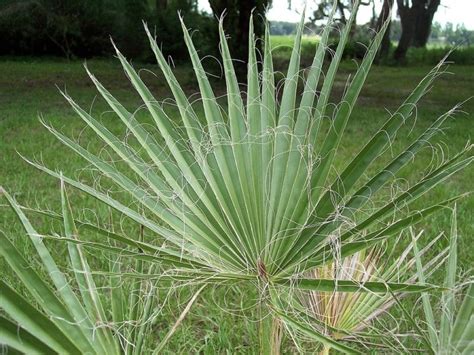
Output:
top-left (273, 231), bottom-right (447, 353)
top-left (21, 3), bottom-right (471, 290)
top-left (414, 207), bottom-right (474, 353)
top-left (0, 183), bottom-right (203, 354)
top-left (303, 236), bottom-right (446, 337)
top-left (0, 184), bottom-right (123, 354)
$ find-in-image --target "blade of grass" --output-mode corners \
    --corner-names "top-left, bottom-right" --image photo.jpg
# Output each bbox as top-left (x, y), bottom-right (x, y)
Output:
top-left (269, 3), bottom-right (337, 264)
top-left (154, 285), bottom-right (206, 354)
top-left (19, 205), bottom-right (206, 268)
top-left (273, 278), bottom-right (439, 293)
top-left (311, 62), bottom-right (451, 231)
top-left (274, 307), bottom-right (361, 354)
top-left (440, 205), bottom-right (458, 350)
top-left (295, 194), bottom-right (465, 273)
top-left (61, 176), bottom-right (119, 352)
top-left (412, 229), bottom-right (438, 349)
top-left (179, 16), bottom-right (256, 260)
top-left (310, 106), bottom-right (462, 241)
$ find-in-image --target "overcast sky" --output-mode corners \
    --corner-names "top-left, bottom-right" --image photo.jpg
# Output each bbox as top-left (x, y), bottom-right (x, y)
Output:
top-left (198, 1), bottom-right (474, 30)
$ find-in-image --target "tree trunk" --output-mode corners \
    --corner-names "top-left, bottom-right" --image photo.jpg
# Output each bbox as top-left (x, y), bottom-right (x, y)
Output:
top-left (209, 0), bottom-right (268, 81)
top-left (394, 0), bottom-right (440, 62)
top-left (209, 0), bottom-right (256, 62)
top-left (375, 0), bottom-right (394, 60)
top-left (413, 0), bottom-right (440, 47)
top-left (237, 0), bottom-right (253, 67)
top-left (394, 0), bottom-right (415, 62)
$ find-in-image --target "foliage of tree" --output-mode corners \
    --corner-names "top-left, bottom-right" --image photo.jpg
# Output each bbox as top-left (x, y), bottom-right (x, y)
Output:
top-left (430, 22), bottom-right (474, 46)
top-left (0, 0), bottom-right (118, 58)
top-left (447, 24), bottom-right (474, 46)
top-left (147, 0), bottom-right (218, 61)
top-left (310, 0), bottom-right (359, 25)
top-left (308, 0), bottom-right (376, 46)
top-left (0, 0), bottom-right (216, 60)
top-left (270, 21), bottom-right (297, 35)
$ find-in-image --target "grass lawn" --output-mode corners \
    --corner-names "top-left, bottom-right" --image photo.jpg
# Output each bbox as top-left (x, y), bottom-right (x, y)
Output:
top-left (0, 57), bottom-right (472, 352)
top-left (271, 34), bottom-right (321, 67)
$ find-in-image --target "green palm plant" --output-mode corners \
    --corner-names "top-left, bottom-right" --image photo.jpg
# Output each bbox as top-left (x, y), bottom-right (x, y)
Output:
top-left (2, 0), bottom-right (472, 352)
top-left (0, 182), bottom-right (203, 353)
top-left (413, 206), bottom-right (474, 354)
top-left (281, 232), bottom-right (447, 354)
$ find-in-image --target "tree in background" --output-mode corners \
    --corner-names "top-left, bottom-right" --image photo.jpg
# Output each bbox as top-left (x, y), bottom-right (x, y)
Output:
top-left (309, 0), bottom-right (375, 44)
top-left (374, 0), bottom-right (394, 59)
top-left (412, 0), bottom-right (440, 47)
top-left (270, 21), bottom-right (297, 35)
top-left (445, 24), bottom-right (474, 46)
top-left (306, 0), bottom-right (375, 60)
top-left (429, 22), bottom-right (474, 46)
top-left (306, 0), bottom-right (445, 63)
top-left (208, 0), bottom-right (271, 77)
top-left (149, 0), bottom-right (217, 61)
top-left (394, 0), bottom-right (440, 62)
top-left (0, 0), bottom-right (215, 61)
top-left (0, 0), bottom-right (118, 59)
top-left (310, 0), bottom-right (359, 25)
top-left (121, 0), bottom-right (149, 58)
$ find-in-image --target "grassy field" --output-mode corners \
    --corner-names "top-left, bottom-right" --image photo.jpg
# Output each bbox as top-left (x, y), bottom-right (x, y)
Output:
top-left (1, 57), bottom-right (473, 352)
top-left (271, 35), bottom-right (321, 67)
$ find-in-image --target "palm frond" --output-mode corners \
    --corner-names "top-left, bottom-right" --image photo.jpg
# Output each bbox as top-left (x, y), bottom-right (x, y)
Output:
top-left (0, 186), bottom-right (198, 353)
top-left (414, 206), bottom-right (474, 353)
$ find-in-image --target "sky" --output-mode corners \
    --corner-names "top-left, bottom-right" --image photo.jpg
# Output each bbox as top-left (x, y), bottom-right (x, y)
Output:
top-left (198, 0), bottom-right (474, 30)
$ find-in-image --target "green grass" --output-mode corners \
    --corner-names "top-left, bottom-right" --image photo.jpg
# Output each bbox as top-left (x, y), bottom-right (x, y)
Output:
top-left (271, 35), bottom-right (319, 48)
top-left (271, 35), bottom-right (320, 66)
top-left (1, 58), bottom-right (472, 352)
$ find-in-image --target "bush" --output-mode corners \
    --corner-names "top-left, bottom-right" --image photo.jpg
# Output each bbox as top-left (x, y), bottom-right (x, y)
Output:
top-left (405, 46), bottom-right (474, 65)
top-left (328, 39), bottom-right (371, 59)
